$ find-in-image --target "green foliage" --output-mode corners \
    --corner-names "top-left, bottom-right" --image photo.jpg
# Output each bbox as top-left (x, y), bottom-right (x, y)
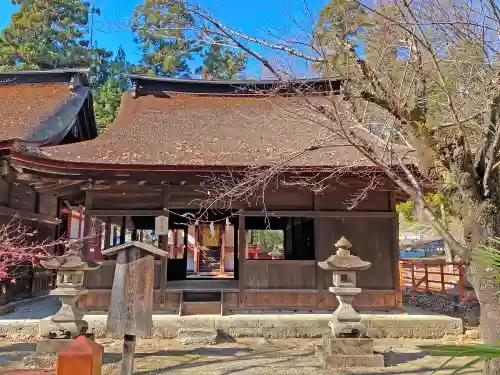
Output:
top-left (419, 239), bottom-right (500, 372)
top-left (0, 0), bottom-right (92, 69)
top-left (419, 344), bottom-right (498, 374)
top-left (131, 0), bottom-right (196, 77)
top-left (248, 230), bottom-right (284, 253)
top-left (396, 194), bottom-right (455, 226)
top-left (93, 79), bottom-right (123, 130)
top-left (196, 38), bottom-right (247, 79)
top-left (131, 1), bottom-right (247, 79)
top-left (93, 46), bottom-right (130, 130)
top-left (473, 237), bottom-right (500, 285)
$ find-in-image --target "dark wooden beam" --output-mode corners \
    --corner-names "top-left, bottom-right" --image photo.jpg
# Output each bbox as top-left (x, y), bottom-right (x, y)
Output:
top-left (0, 206), bottom-right (61, 225)
top-left (241, 211), bottom-right (398, 218)
top-left (87, 209), bottom-right (167, 217)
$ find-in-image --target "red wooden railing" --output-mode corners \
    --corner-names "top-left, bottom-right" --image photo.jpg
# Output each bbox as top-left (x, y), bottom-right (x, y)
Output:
top-left (399, 260), bottom-right (467, 299)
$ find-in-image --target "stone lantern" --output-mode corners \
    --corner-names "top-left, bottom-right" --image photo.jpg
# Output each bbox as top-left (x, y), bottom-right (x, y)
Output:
top-left (315, 236), bottom-right (384, 367)
top-left (37, 240), bottom-right (100, 353)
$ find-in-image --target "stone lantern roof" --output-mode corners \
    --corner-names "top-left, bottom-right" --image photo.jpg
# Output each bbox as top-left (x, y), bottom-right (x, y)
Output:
top-left (41, 240), bottom-right (100, 271)
top-left (317, 237), bottom-right (371, 271)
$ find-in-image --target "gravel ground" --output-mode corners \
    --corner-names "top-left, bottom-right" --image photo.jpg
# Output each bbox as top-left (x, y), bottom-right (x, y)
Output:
top-left (0, 337), bottom-right (485, 375)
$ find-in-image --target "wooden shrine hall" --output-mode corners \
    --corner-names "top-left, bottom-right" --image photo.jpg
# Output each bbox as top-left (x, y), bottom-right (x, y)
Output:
top-left (4, 75), bottom-right (402, 315)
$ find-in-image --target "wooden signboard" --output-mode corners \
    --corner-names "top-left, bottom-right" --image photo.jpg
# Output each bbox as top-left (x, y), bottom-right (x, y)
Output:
top-left (102, 241), bottom-right (168, 375)
top-left (155, 215), bottom-right (169, 236)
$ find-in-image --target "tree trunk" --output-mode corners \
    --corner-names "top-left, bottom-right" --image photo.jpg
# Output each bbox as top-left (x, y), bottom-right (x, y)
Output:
top-left (470, 259), bottom-right (500, 374)
top-left (465, 212), bottom-right (500, 375)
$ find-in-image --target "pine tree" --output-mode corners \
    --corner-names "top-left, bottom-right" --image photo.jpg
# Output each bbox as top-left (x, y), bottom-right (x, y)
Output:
top-left (131, 0), bottom-right (196, 76)
top-left (196, 38), bottom-right (247, 80)
top-left (0, 0), bottom-right (92, 70)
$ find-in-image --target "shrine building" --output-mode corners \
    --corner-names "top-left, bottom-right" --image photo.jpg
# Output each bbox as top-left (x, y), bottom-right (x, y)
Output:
top-left (2, 74), bottom-right (402, 314)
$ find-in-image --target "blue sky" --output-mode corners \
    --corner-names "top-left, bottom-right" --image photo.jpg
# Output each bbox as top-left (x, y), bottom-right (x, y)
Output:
top-left (0, 0), bottom-right (330, 78)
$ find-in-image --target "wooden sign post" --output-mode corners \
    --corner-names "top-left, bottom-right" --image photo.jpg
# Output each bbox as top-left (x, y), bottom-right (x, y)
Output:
top-left (102, 242), bottom-right (168, 375)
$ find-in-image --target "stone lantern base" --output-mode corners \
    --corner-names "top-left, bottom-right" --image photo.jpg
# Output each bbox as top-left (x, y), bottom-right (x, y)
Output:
top-left (315, 334), bottom-right (384, 368)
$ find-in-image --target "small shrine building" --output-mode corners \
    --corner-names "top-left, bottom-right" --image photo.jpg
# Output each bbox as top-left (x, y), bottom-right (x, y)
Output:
top-left (4, 75), bottom-right (402, 314)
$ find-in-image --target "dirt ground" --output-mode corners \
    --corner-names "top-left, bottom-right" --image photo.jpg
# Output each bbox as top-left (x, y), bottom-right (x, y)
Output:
top-left (0, 337), bottom-right (486, 375)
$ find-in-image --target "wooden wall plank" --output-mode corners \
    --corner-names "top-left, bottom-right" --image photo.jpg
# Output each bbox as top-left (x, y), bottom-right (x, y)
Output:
top-left (315, 217), bottom-right (396, 290)
top-left (8, 184), bottom-right (36, 212)
top-left (243, 291), bottom-right (318, 308)
top-left (244, 261), bottom-right (316, 289)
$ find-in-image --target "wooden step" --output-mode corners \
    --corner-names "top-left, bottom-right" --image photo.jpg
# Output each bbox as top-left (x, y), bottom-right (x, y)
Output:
top-left (182, 301), bottom-right (221, 315)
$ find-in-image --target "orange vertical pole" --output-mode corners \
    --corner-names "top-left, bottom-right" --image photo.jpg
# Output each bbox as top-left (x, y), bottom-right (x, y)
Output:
top-left (56, 336), bottom-right (103, 375)
top-left (440, 263), bottom-right (445, 293)
top-left (424, 264), bottom-right (429, 290)
top-left (411, 263), bottom-right (416, 287)
top-left (458, 263), bottom-right (466, 299)
top-left (398, 261), bottom-right (403, 290)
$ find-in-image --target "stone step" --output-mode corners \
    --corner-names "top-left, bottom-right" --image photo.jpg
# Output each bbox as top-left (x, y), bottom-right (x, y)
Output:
top-left (177, 328), bottom-right (218, 345)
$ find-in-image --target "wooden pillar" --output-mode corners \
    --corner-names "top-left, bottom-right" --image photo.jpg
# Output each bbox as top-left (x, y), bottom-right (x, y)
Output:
top-left (112, 225), bottom-right (118, 246)
top-left (159, 184), bottom-right (170, 307)
top-left (104, 217), bottom-right (111, 250)
top-left (389, 191), bottom-right (402, 309)
top-left (132, 229), bottom-right (138, 241)
top-left (194, 225), bottom-right (199, 273)
top-left (83, 192), bottom-right (93, 260)
top-left (313, 193), bottom-right (323, 307)
top-left (238, 215), bottom-right (246, 304)
top-left (120, 216), bottom-right (126, 244)
top-left (220, 225), bottom-right (225, 274)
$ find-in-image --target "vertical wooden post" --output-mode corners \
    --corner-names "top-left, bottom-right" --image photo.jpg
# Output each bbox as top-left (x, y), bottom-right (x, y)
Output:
top-left (411, 263), bottom-right (416, 287)
top-left (159, 184), bottom-right (170, 307)
top-left (194, 225), bottom-right (200, 273)
top-left (238, 215), bottom-right (246, 304)
top-left (313, 194), bottom-right (323, 307)
top-left (458, 263), bottom-right (465, 299)
top-left (120, 334), bottom-right (136, 375)
top-left (424, 264), bottom-right (429, 290)
top-left (220, 225), bottom-right (225, 274)
top-left (440, 263), bottom-right (445, 293)
top-left (120, 216), bottom-right (126, 244)
top-left (104, 217), bottom-right (111, 250)
top-left (83, 192), bottom-right (93, 259)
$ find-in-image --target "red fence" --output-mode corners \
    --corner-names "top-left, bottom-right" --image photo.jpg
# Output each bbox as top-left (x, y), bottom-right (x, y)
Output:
top-left (399, 260), bottom-right (467, 299)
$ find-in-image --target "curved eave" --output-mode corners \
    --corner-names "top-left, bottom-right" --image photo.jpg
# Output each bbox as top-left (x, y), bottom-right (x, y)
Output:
top-left (8, 150), bottom-right (381, 177)
top-left (0, 87), bottom-right (97, 151)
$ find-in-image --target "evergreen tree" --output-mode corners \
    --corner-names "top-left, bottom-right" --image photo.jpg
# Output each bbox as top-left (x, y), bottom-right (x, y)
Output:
top-left (93, 46), bottom-right (130, 131)
top-left (131, 0), bottom-right (196, 76)
top-left (196, 38), bottom-right (247, 80)
top-left (0, 0), bottom-right (92, 69)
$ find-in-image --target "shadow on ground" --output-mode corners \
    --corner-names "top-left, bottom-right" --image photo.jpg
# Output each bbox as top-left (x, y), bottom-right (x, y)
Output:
top-left (0, 297), bottom-right (60, 320)
top-left (0, 343), bottom-right (37, 367)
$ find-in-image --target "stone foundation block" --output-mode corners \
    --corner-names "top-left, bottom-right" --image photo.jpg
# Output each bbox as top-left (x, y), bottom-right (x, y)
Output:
top-left (322, 336), bottom-right (374, 355)
top-left (315, 345), bottom-right (384, 368)
top-left (177, 328), bottom-right (218, 345)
